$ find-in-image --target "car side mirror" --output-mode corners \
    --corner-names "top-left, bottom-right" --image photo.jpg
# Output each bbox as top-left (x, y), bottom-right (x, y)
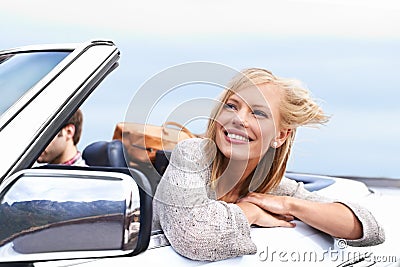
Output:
top-left (0, 167), bottom-right (153, 264)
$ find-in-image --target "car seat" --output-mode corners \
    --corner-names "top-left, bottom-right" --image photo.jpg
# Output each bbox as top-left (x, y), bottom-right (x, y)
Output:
top-left (82, 140), bottom-right (127, 168)
top-left (82, 140), bottom-right (168, 193)
top-left (82, 140), bottom-right (171, 173)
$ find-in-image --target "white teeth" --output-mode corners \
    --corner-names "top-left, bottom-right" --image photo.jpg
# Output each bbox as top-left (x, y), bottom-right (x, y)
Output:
top-left (227, 133), bottom-right (249, 142)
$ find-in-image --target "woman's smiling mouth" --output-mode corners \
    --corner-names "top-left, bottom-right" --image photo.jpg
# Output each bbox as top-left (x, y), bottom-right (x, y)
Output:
top-left (224, 130), bottom-right (253, 143)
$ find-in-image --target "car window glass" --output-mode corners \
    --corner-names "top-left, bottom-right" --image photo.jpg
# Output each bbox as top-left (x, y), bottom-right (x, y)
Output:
top-left (0, 51), bottom-right (70, 116)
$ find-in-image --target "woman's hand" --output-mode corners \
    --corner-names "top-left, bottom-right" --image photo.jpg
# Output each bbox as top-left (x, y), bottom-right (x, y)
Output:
top-left (238, 192), bottom-right (293, 216)
top-left (239, 192), bottom-right (363, 240)
top-left (236, 201), bottom-right (296, 228)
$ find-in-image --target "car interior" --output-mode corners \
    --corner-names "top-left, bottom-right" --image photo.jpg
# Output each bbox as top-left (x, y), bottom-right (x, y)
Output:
top-left (82, 138), bottom-right (170, 194)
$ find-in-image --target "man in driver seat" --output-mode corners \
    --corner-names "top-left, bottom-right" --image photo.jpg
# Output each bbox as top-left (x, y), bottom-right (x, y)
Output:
top-left (36, 109), bottom-right (87, 166)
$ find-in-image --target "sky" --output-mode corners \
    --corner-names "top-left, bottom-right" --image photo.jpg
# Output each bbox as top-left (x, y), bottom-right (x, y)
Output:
top-left (1, 0), bottom-right (399, 39)
top-left (1, 0), bottom-right (400, 178)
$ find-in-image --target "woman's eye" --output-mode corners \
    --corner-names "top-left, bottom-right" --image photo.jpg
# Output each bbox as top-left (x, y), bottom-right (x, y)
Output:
top-left (253, 110), bottom-right (268, 118)
top-left (224, 103), bottom-right (237, 110)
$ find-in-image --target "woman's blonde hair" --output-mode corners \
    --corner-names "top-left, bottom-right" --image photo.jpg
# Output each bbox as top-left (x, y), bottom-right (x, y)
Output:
top-left (205, 68), bottom-right (329, 195)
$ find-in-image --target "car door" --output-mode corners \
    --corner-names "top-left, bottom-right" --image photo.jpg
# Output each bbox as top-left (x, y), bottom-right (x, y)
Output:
top-left (0, 40), bottom-right (155, 266)
top-left (0, 40), bottom-right (120, 183)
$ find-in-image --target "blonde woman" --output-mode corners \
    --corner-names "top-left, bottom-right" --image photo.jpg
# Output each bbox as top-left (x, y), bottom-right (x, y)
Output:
top-left (153, 68), bottom-right (385, 261)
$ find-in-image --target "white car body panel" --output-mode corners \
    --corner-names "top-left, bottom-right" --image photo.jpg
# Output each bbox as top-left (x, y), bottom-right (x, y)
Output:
top-left (36, 177), bottom-right (400, 267)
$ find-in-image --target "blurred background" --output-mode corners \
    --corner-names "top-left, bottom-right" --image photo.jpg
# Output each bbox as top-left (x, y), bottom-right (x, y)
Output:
top-left (1, 0), bottom-right (399, 178)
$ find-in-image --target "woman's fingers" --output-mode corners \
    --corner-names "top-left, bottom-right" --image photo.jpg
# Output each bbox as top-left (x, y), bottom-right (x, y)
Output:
top-left (257, 212), bottom-right (296, 228)
top-left (275, 214), bottom-right (295, 221)
top-left (239, 192), bottom-right (272, 207)
top-left (238, 192), bottom-right (290, 215)
top-left (277, 220), bottom-right (296, 228)
top-left (237, 200), bottom-right (296, 228)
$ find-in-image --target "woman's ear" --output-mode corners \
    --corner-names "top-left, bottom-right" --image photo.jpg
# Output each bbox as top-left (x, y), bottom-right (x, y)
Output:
top-left (273, 128), bottom-right (292, 148)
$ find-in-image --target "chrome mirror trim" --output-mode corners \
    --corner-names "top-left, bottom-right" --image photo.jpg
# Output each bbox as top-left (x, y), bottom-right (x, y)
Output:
top-left (0, 167), bottom-right (152, 263)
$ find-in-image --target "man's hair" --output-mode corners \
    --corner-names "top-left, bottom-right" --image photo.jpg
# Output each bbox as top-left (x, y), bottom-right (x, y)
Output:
top-left (66, 109), bottom-right (83, 145)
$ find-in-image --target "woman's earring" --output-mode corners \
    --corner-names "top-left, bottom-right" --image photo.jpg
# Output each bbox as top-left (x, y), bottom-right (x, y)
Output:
top-left (272, 141), bottom-right (278, 148)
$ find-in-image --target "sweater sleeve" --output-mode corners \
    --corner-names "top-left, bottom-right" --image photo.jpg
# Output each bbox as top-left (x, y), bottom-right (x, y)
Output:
top-left (272, 177), bottom-right (385, 247)
top-left (153, 138), bottom-right (257, 261)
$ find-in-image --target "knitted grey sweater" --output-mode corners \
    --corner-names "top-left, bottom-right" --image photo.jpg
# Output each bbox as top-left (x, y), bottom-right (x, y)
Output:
top-left (153, 138), bottom-right (385, 261)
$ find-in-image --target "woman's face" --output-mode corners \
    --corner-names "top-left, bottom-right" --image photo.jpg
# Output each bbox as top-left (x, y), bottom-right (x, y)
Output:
top-left (215, 83), bottom-right (284, 163)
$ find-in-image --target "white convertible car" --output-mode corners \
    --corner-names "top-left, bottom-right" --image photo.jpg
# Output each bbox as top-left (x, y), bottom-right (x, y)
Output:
top-left (0, 40), bottom-right (398, 267)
